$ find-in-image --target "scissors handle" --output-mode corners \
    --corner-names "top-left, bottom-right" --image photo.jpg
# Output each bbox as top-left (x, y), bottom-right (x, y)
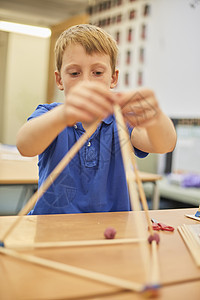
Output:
top-left (152, 223), bottom-right (161, 231)
top-left (158, 222), bottom-right (174, 232)
top-left (151, 219), bottom-right (174, 232)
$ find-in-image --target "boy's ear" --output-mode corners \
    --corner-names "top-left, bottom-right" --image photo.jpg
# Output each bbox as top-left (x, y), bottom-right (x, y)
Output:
top-left (110, 70), bottom-right (119, 89)
top-left (55, 70), bottom-right (64, 90)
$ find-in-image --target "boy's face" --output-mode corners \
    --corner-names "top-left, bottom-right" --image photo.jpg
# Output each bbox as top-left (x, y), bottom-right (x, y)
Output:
top-left (55, 44), bottom-right (118, 94)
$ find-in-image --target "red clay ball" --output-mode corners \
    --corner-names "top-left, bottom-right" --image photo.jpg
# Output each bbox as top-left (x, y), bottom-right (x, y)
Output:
top-left (148, 233), bottom-right (160, 244)
top-left (104, 227), bottom-right (116, 239)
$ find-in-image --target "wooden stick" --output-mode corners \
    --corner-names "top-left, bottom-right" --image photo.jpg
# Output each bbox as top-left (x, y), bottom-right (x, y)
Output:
top-left (114, 104), bottom-right (160, 287)
top-left (0, 104), bottom-right (160, 292)
top-left (114, 104), bottom-right (154, 234)
top-left (0, 247), bottom-right (144, 293)
top-left (150, 240), bottom-right (160, 285)
top-left (6, 237), bottom-right (146, 250)
top-left (114, 104), bottom-right (153, 227)
top-left (1, 118), bottom-right (101, 243)
top-left (113, 105), bottom-right (141, 212)
top-left (114, 105), bottom-right (151, 282)
top-left (178, 225), bottom-right (200, 267)
top-left (183, 224), bottom-right (200, 265)
top-left (129, 148), bottom-right (154, 235)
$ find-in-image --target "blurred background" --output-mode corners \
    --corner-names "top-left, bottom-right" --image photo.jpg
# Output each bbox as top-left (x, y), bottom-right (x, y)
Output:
top-left (0, 0), bottom-right (200, 214)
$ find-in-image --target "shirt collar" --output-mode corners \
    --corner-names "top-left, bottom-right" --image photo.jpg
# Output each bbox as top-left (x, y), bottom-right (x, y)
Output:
top-left (102, 114), bottom-right (114, 125)
top-left (75, 115), bottom-right (114, 131)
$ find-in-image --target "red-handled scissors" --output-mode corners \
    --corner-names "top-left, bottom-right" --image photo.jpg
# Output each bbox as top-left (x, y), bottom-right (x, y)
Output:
top-left (151, 218), bottom-right (174, 232)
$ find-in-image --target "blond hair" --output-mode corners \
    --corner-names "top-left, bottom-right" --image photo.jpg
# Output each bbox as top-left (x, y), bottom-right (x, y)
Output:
top-left (54, 24), bottom-right (118, 75)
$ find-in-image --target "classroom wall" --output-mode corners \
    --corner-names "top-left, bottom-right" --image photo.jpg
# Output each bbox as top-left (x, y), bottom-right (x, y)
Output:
top-left (1, 0), bottom-right (199, 145)
top-left (1, 1), bottom-right (199, 140)
top-left (0, 31), bottom-right (8, 142)
top-left (89, 0), bottom-right (200, 118)
top-left (1, 32), bottom-right (50, 145)
top-left (146, 0), bottom-right (200, 118)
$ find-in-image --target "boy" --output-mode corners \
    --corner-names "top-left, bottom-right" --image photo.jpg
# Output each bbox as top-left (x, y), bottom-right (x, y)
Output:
top-left (16, 24), bottom-right (176, 215)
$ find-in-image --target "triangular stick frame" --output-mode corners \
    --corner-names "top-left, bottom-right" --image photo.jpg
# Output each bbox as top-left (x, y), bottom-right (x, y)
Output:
top-left (0, 105), bottom-right (160, 295)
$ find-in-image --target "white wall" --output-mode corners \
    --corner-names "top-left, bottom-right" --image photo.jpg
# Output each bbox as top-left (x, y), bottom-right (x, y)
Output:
top-left (2, 0), bottom-right (200, 144)
top-left (146, 0), bottom-right (200, 118)
top-left (90, 0), bottom-right (200, 118)
top-left (2, 32), bottom-right (50, 144)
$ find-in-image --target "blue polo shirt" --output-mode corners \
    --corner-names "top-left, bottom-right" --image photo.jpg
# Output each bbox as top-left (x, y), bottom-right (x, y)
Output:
top-left (28, 103), bottom-right (148, 215)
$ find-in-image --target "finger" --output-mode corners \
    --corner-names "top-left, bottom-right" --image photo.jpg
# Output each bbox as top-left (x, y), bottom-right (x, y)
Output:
top-left (123, 97), bottom-right (160, 127)
top-left (122, 96), bottom-right (159, 116)
top-left (117, 89), bottom-right (156, 107)
top-left (66, 93), bottom-right (112, 120)
top-left (72, 87), bottom-right (114, 115)
top-left (124, 108), bottom-right (160, 128)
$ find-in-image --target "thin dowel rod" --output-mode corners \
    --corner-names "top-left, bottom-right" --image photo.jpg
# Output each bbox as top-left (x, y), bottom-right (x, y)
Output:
top-left (6, 237), bottom-right (146, 250)
top-left (114, 103), bottom-right (153, 234)
top-left (114, 104), bottom-right (160, 287)
top-left (0, 247), bottom-right (144, 293)
top-left (1, 118), bottom-right (101, 243)
top-left (151, 240), bottom-right (160, 285)
top-left (178, 225), bottom-right (200, 267)
top-left (114, 105), bottom-right (151, 283)
top-left (129, 148), bottom-right (154, 235)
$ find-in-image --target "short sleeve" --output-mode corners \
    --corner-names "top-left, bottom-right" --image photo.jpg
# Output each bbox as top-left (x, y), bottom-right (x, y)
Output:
top-left (27, 103), bottom-right (62, 121)
top-left (134, 147), bottom-right (148, 158)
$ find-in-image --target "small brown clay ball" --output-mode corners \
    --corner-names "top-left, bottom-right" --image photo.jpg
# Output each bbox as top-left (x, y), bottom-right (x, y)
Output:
top-left (148, 233), bottom-right (160, 244)
top-left (104, 227), bottom-right (116, 239)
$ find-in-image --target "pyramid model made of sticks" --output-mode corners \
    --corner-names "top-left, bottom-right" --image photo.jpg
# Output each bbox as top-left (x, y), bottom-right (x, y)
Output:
top-left (0, 104), bottom-right (161, 296)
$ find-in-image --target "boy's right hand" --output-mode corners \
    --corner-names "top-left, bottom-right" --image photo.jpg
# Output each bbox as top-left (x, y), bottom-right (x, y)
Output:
top-left (61, 81), bottom-right (116, 126)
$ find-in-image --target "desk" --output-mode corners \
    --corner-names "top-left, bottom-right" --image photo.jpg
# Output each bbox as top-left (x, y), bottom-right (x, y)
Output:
top-left (0, 208), bottom-right (199, 299)
top-left (0, 153), bottom-right (38, 185)
top-left (0, 150), bottom-right (38, 214)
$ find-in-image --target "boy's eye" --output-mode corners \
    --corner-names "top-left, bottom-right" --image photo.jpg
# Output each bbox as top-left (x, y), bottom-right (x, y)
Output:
top-left (93, 71), bottom-right (103, 76)
top-left (70, 72), bottom-right (80, 77)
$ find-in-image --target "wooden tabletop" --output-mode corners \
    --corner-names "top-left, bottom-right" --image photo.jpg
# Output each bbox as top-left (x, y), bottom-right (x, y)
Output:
top-left (0, 208), bottom-right (199, 299)
top-left (0, 156), bottom-right (38, 185)
top-left (0, 146), bottom-right (39, 185)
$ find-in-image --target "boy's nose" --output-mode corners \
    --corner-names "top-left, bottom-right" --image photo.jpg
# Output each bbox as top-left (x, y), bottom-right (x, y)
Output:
top-left (82, 73), bottom-right (92, 82)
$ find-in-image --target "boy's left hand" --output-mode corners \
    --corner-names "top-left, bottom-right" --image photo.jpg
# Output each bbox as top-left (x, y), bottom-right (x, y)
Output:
top-left (117, 89), bottom-right (161, 128)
